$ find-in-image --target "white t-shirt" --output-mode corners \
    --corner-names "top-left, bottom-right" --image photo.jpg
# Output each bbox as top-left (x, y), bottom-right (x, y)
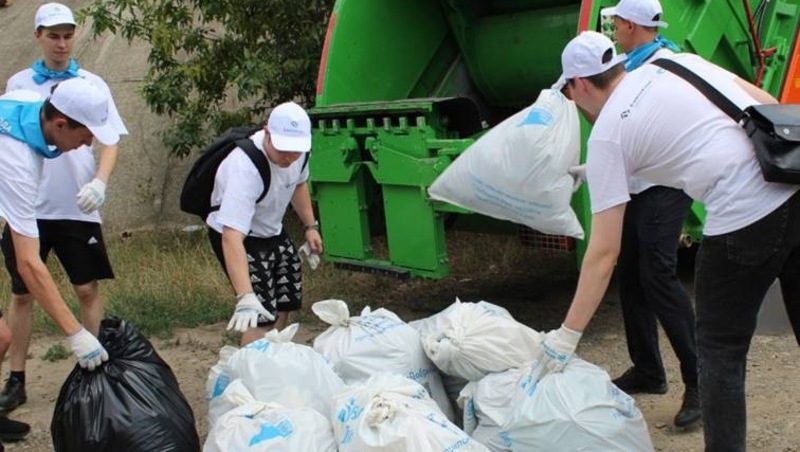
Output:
top-left (0, 90), bottom-right (46, 238)
top-left (626, 47), bottom-right (672, 195)
top-left (5, 68), bottom-right (128, 223)
top-left (206, 130), bottom-right (310, 238)
top-left (586, 53), bottom-right (799, 236)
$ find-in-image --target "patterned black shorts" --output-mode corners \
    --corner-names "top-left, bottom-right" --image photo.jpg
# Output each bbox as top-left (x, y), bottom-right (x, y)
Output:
top-left (208, 229), bottom-right (302, 325)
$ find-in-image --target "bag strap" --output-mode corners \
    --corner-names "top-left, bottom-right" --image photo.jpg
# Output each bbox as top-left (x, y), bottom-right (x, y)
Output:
top-left (651, 59), bottom-right (745, 122)
top-left (237, 138), bottom-right (272, 204)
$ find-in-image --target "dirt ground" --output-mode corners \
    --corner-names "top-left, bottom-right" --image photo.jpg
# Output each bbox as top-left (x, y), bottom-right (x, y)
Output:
top-left (3, 264), bottom-right (799, 451)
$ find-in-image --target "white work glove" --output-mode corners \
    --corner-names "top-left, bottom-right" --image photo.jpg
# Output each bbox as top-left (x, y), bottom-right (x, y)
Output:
top-left (531, 324), bottom-right (582, 380)
top-left (298, 241), bottom-right (320, 270)
top-left (76, 178), bottom-right (106, 213)
top-left (67, 328), bottom-right (109, 371)
top-left (227, 292), bottom-right (275, 332)
top-left (568, 164), bottom-right (586, 193)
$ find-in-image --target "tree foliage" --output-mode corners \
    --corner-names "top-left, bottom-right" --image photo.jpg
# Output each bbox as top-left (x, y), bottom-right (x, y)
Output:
top-left (81, 0), bottom-right (335, 157)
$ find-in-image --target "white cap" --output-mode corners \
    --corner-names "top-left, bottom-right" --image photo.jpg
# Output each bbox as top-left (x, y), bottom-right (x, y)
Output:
top-left (34, 2), bottom-right (77, 30)
top-left (267, 102), bottom-right (311, 153)
top-left (49, 78), bottom-right (119, 146)
top-left (553, 31), bottom-right (627, 90)
top-left (601, 0), bottom-right (668, 28)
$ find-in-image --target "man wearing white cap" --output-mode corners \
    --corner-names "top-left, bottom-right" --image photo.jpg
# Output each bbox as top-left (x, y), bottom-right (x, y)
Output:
top-left (0, 78), bottom-right (118, 438)
top-left (206, 102), bottom-right (323, 345)
top-left (595, 0), bottom-right (700, 429)
top-left (543, 31), bottom-right (798, 451)
top-left (0, 2), bottom-right (127, 415)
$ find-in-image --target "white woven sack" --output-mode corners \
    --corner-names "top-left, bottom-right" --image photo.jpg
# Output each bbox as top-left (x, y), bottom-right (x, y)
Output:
top-left (458, 368), bottom-right (524, 452)
top-left (506, 358), bottom-right (655, 451)
top-left (312, 299), bottom-right (454, 421)
top-left (204, 379), bottom-right (337, 452)
top-left (330, 373), bottom-right (489, 452)
top-left (428, 89), bottom-right (583, 238)
top-left (414, 298), bottom-right (543, 381)
top-left (226, 323), bottom-right (345, 417)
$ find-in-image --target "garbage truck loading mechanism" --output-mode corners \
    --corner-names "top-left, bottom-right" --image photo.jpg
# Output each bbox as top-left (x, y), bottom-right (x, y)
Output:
top-left (310, 0), bottom-right (800, 279)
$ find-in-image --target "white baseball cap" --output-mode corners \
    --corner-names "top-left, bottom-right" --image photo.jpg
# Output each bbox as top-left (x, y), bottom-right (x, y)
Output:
top-left (601, 0), bottom-right (669, 28)
top-left (49, 78), bottom-right (119, 146)
top-left (34, 2), bottom-right (77, 30)
top-left (267, 102), bottom-right (311, 153)
top-left (553, 31), bottom-right (627, 90)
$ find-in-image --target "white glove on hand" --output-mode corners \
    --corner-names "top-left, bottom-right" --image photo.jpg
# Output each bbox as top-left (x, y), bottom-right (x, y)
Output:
top-left (227, 293), bottom-right (275, 332)
top-left (298, 242), bottom-right (320, 270)
top-left (531, 324), bottom-right (582, 380)
top-left (76, 178), bottom-right (106, 213)
top-left (67, 328), bottom-right (109, 371)
top-left (568, 164), bottom-right (586, 193)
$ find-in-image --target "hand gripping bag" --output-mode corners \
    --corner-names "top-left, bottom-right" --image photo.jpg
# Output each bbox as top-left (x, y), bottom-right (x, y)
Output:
top-left (312, 299), bottom-right (454, 420)
top-left (226, 323), bottom-right (345, 417)
top-left (428, 89), bottom-right (583, 238)
top-left (331, 373), bottom-right (489, 452)
top-left (204, 379), bottom-right (337, 452)
top-left (51, 318), bottom-right (200, 452)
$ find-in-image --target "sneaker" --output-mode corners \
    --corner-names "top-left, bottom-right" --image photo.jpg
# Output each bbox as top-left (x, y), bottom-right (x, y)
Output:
top-left (674, 386), bottom-right (702, 428)
top-left (0, 416), bottom-right (29, 442)
top-left (0, 379), bottom-right (26, 415)
top-left (612, 367), bottom-right (668, 395)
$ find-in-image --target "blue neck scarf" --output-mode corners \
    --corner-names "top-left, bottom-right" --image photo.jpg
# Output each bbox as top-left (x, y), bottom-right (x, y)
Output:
top-left (624, 35), bottom-right (681, 72)
top-left (30, 58), bottom-right (80, 85)
top-left (0, 99), bottom-right (62, 159)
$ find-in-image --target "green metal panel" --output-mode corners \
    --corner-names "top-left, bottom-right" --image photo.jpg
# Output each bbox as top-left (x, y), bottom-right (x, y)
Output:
top-left (311, 0), bottom-right (800, 279)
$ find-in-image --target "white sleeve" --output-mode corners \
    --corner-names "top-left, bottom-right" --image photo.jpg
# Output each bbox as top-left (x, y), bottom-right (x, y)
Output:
top-left (586, 138), bottom-right (631, 214)
top-left (0, 144), bottom-right (40, 238)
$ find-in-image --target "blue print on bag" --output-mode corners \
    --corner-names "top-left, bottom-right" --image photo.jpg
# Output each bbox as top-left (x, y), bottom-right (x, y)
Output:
top-left (354, 315), bottom-right (403, 342)
top-left (337, 398), bottom-right (364, 424)
top-left (244, 340), bottom-right (270, 352)
top-left (442, 436), bottom-right (473, 452)
top-left (210, 374), bottom-right (230, 399)
top-left (520, 373), bottom-right (539, 398)
top-left (249, 419), bottom-right (293, 445)
top-left (341, 425), bottom-right (354, 445)
top-left (500, 431), bottom-right (513, 447)
top-left (519, 107), bottom-right (553, 127)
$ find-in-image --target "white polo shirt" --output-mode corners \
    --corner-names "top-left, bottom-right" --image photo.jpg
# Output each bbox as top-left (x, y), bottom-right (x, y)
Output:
top-left (5, 68), bottom-right (128, 223)
top-left (206, 130), bottom-right (310, 238)
top-left (586, 53), bottom-right (799, 236)
top-left (0, 90), bottom-right (46, 238)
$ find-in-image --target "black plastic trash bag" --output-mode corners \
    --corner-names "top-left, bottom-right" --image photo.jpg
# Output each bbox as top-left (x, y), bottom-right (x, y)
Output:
top-left (51, 318), bottom-right (200, 452)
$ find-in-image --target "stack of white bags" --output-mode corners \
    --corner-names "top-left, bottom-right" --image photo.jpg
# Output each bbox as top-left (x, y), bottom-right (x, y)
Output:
top-left (204, 299), bottom-right (654, 451)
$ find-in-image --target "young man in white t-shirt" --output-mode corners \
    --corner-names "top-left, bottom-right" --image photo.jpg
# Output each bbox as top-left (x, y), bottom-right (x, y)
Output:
top-left (0, 78), bottom-right (118, 439)
top-left (0, 3), bottom-right (127, 415)
top-left (599, 0), bottom-right (699, 428)
top-left (207, 102), bottom-right (323, 346)
top-left (540, 31), bottom-right (799, 451)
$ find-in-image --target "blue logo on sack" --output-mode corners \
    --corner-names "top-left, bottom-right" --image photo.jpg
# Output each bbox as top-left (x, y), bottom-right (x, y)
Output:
top-left (249, 420), bottom-right (293, 445)
top-left (210, 374), bottom-right (230, 398)
top-left (520, 107), bottom-right (553, 126)
top-left (337, 398), bottom-right (363, 423)
top-left (244, 340), bottom-right (270, 352)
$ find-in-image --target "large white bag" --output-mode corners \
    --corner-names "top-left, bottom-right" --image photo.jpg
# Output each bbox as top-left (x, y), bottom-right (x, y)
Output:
top-left (226, 323), bottom-right (345, 417)
top-left (330, 373), bottom-right (489, 452)
top-left (312, 299), bottom-right (454, 421)
top-left (428, 89), bottom-right (583, 238)
top-left (412, 299), bottom-right (543, 381)
top-left (206, 345), bottom-right (239, 429)
top-left (460, 359), bottom-right (654, 452)
top-left (204, 379), bottom-right (337, 452)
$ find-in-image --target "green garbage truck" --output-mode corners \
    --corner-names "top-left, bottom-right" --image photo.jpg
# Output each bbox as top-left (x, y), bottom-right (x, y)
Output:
top-left (310, 0), bottom-right (800, 279)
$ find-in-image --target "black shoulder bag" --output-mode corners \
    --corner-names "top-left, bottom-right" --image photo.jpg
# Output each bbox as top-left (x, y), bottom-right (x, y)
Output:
top-left (652, 58), bottom-right (800, 184)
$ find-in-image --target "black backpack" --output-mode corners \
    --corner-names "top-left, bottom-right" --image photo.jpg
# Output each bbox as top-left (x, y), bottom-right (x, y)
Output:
top-left (179, 126), bottom-right (309, 219)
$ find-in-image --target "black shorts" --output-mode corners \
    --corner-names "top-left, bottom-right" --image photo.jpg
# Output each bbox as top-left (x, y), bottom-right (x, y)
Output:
top-left (1, 220), bottom-right (115, 295)
top-left (208, 228), bottom-right (302, 326)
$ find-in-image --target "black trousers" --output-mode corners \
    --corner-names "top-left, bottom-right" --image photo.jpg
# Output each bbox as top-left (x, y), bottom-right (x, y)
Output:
top-left (617, 186), bottom-right (697, 386)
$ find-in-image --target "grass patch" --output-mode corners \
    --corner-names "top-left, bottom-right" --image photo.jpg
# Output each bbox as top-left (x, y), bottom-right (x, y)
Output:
top-left (0, 217), bottom-right (577, 339)
top-left (42, 343), bottom-right (70, 362)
